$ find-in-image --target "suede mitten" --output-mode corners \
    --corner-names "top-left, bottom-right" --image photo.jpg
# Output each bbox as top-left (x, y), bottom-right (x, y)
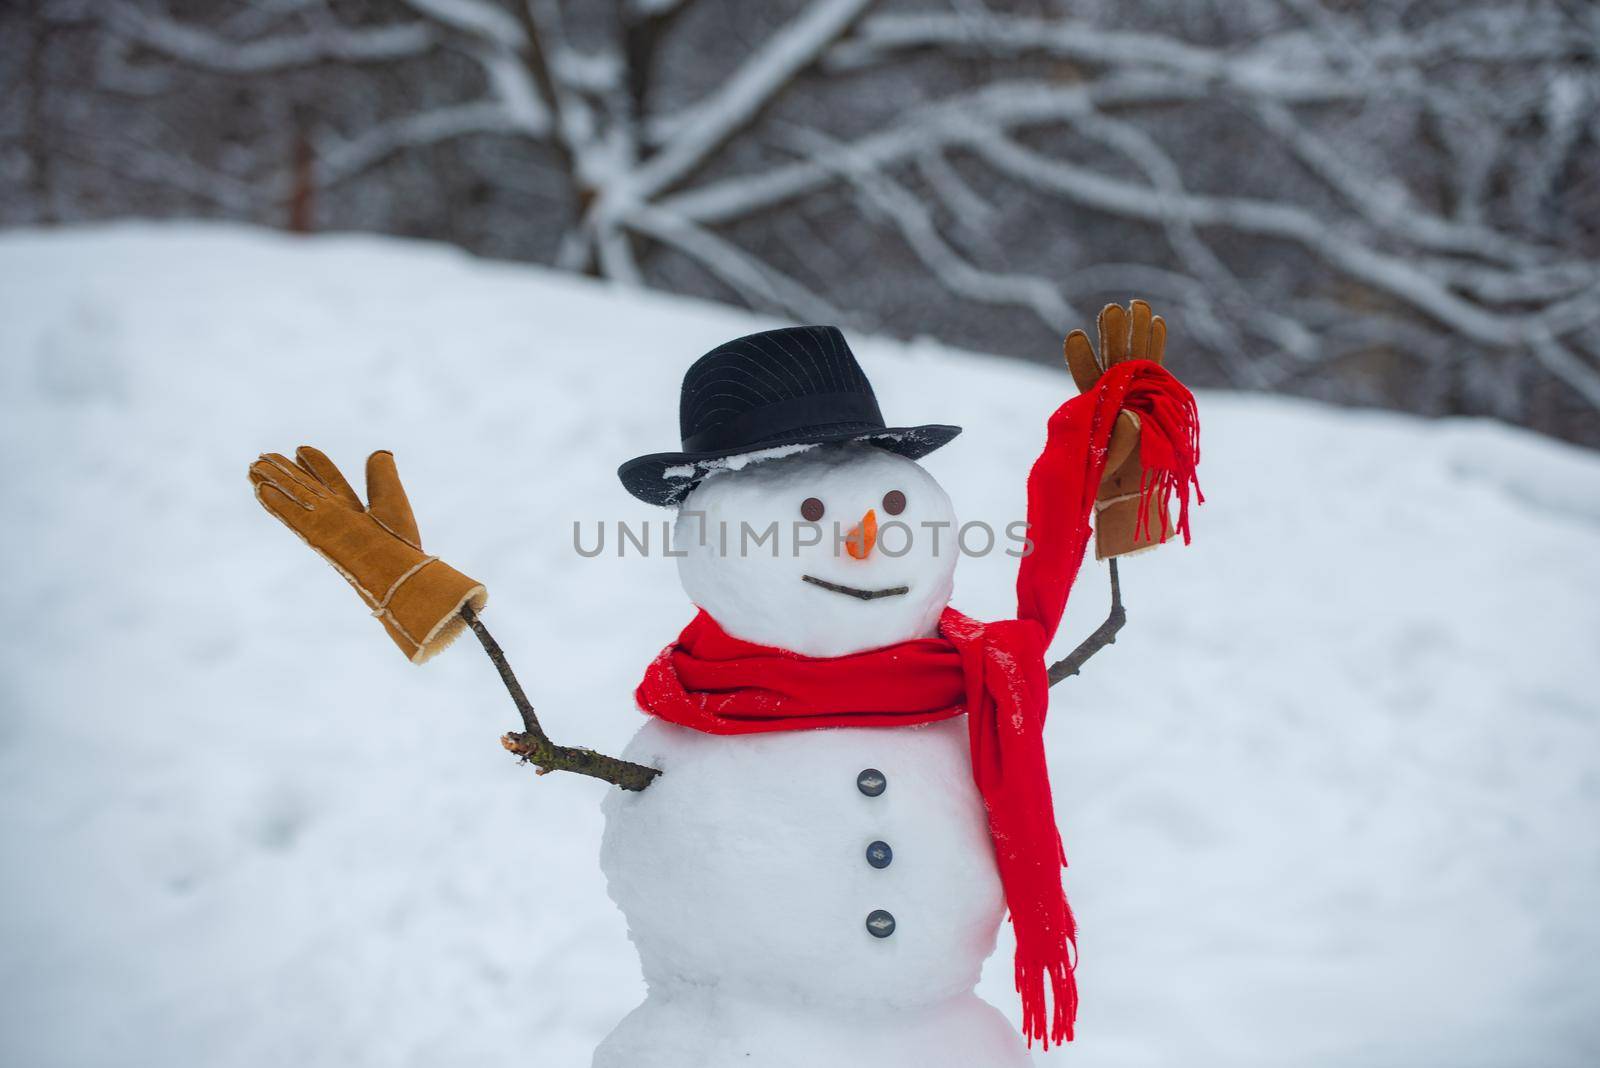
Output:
top-left (250, 447), bottom-right (487, 662)
top-left (1064, 300), bottom-right (1177, 560)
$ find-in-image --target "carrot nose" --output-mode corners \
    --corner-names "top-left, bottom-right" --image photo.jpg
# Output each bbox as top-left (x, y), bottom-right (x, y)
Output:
top-left (845, 509), bottom-right (878, 560)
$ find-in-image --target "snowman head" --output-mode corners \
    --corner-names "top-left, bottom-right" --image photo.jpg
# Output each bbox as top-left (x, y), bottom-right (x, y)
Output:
top-left (675, 444), bottom-right (957, 657)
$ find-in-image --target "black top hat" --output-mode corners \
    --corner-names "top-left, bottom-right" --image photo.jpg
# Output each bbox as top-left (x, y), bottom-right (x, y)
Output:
top-left (618, 325), bottom-right (961, 506)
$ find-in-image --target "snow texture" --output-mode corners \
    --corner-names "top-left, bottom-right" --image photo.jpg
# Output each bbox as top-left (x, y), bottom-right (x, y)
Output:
top-left (2, 224), bottom-right (1599, 1067)
top-left (661, 440), bottom-right (817, 482)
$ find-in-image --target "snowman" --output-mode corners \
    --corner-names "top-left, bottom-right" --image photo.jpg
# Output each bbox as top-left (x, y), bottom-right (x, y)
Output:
top-left (249, 308), bottom-right (1201, 1067)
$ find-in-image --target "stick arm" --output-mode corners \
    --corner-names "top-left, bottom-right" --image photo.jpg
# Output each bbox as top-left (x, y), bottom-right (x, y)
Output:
top-left (460, 603), bottom-right (661, 791)
top-left (1046, 558), bottom-right (1127, 687)
top-left (462, 554), bottom-right (1118, 785)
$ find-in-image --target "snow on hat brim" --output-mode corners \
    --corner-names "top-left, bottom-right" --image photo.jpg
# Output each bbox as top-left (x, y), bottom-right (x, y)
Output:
top-left (618, 423), bottom-right (961, 507)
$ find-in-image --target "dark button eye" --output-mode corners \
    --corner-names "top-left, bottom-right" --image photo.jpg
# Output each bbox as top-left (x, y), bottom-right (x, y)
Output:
top-left (882, 490), bottom-right (906, 516)
top-left (800, 497), bottom-right (825, 522)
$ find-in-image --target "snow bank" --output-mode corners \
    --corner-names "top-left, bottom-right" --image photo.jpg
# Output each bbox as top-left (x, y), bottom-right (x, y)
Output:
top-left (1, 224), bottom-right (1597, 1067)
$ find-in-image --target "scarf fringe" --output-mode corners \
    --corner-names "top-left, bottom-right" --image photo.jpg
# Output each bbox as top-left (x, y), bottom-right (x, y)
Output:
top-left (1133, 381), bottom-right (1204, 548)
top-left (1016, 951), bottom-right (1078, 1049)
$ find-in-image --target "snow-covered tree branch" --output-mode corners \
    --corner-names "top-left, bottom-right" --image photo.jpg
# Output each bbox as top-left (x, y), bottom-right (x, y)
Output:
top-left (6, 0), bottom-right (1596, 444)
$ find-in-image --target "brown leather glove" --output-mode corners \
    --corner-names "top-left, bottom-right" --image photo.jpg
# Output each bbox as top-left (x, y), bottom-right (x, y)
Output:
top-left (1065, 300), bottom-right (1175, 560)
top-left (249, 447), bottom-right (487, 663)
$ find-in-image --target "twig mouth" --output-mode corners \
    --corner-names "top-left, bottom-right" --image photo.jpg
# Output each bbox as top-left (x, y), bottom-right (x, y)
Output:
top-left (801, 575), bottom-right (910, 601)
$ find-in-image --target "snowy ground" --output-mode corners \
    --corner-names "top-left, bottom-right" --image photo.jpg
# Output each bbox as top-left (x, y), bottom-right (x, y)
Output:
top-left (2, 224), bottom-right (1597, 1068)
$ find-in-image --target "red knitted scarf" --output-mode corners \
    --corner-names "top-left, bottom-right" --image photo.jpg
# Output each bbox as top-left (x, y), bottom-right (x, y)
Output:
top-left (635, 360), bottom-right (1201, 1046)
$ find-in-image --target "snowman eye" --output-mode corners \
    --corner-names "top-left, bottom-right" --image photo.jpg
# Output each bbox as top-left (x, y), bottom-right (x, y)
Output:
top-left (882, 490), bottom-right (906, 516)
top-left (800, 497), bottom-right (825, 522)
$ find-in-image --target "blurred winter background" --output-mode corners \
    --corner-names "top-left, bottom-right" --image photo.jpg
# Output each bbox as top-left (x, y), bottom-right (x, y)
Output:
top-left (2, 1), bottom-right (1598, 1066)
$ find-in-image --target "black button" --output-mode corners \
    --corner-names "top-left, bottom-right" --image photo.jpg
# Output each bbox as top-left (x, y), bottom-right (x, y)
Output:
top-left (865, 841), bottom-right (893, 869)
top-left (857, 768), bottom-right (886, 797)
top-left (865, 909), bottom-right (896, 938)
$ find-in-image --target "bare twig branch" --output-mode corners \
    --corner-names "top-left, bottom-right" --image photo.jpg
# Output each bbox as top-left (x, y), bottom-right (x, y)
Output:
top-left (460, 604), bottom-right (660, 792)
top-left (398, 0), bottom-right (523, 47)
top-left (620, 0), bottom-right (877, 203)
top-left (107, 4), bottom-right (437, 72)
top-left (620, 0), bottom-right (695, 157)
top-left (1047, 559), bottom-right (1126, 687)
top-left (63, 0), bottom-right (1600, 443)
top-left (625, 205), bottom-right (844, 321)
top-left (313, 102), bottom-right (536, 188)
top-left (783, 124), bottom-right (1077, 330)
top-left (508, 1), bottom-right (578, 176)
top-left (967, 134), bottom-right (1600, 375)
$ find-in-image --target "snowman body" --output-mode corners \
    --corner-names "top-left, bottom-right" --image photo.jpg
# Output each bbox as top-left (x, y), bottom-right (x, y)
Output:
top-left (596, 720), bottom-right (1029, 1067)
top-left (595, 448), bottom-right (1032, 1066)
